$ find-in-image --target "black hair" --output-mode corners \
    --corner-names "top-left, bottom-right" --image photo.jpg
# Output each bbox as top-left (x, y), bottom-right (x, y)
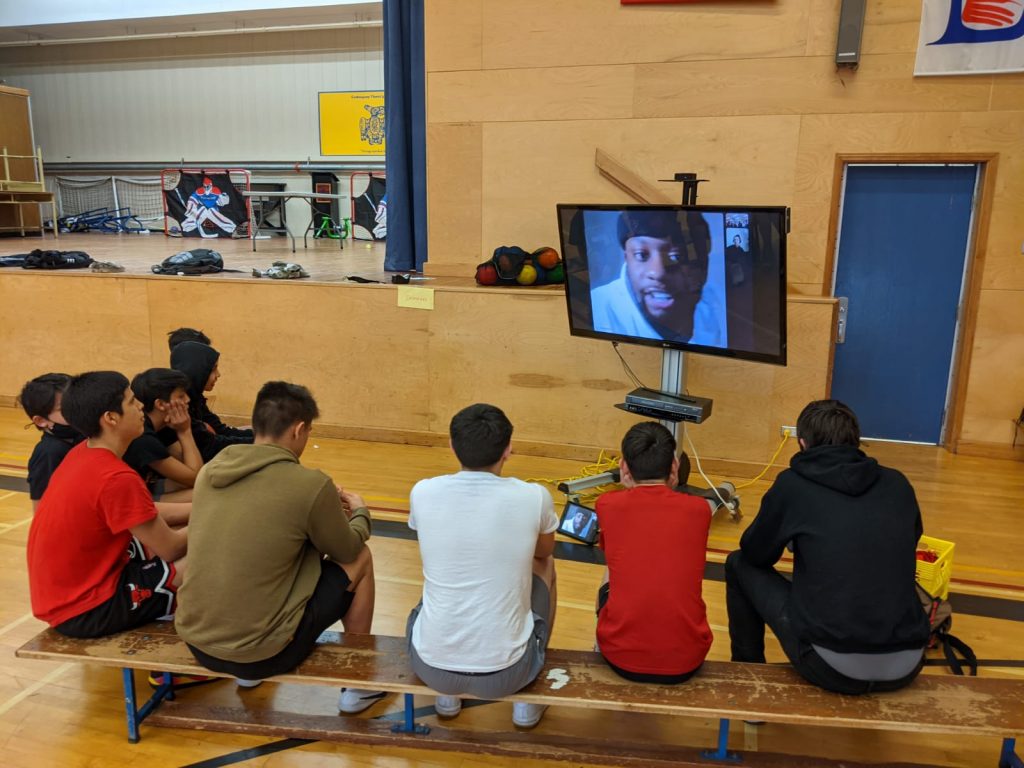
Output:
top-left (167, 327), bottom-right (211, 351)
top-left (449, 403), bottom-right (513, 469)
top-left (131, 368), bottom-right (190, 412)
top-left (796, 399), bottom-right (861, 449)
top-left (621, 421), bottom-right (677, 482)
top-left (252, 381), bottom-right (319, 439)
top-left (617, 210), bottom-right (711, 274)
top-left (18, 373), bottom-right (71, 424)
top-left (62, 371), bottom-right (130, 438)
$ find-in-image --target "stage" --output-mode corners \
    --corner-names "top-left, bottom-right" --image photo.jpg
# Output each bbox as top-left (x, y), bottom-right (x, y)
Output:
top-left (0, 231), bottom-right (835, 471)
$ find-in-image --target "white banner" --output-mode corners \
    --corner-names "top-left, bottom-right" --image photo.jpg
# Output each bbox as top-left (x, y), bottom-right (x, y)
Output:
top-left (915, 0), bottom-right (1024, 76)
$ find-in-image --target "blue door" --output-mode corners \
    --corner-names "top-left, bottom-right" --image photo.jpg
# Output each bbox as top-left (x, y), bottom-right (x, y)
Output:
top-left (831, 165), bottom-right (977, 443)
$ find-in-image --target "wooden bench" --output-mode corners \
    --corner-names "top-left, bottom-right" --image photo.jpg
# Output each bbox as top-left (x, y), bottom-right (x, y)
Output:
top-left (16, 623), bottom-right (1024, 768)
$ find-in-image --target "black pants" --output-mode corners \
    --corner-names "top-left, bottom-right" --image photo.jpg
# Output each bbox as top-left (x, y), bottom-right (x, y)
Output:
top-left (188, 559), bottom-right (352, 679)
top-left (724, 550), bottom-right (922, 695)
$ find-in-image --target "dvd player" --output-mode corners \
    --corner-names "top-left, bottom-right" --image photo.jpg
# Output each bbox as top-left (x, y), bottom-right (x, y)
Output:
top-left (623, 388), bottom-right (713, 424)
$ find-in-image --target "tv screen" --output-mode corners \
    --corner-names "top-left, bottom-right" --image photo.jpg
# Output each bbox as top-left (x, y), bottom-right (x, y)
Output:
top-left (557, 204), bottom-right (788, 366)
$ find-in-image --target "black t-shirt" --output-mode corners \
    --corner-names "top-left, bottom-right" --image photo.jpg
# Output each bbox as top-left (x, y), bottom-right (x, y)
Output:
top-left (27, 430), bottom-right (84, 501)
top-left (122, 415), bottom-right (177, 485)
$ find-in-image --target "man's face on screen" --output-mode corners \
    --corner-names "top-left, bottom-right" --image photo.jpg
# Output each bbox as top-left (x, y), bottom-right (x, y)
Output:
top-left (623, 235), bottom-right (706, 330)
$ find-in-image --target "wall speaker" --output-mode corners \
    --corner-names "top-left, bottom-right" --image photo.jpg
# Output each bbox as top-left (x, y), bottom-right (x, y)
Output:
top-left (836, 0), bottom-right (867, 69)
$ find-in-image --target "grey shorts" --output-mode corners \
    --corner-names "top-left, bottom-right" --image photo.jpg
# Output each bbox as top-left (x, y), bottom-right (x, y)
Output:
top-left (406, 574), bottom-right (551, 699)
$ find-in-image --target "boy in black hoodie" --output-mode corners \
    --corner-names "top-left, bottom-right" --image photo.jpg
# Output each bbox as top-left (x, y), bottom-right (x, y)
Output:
top-left (725, 399), bottom-right (930, 695)
top-left (170, 341), bottom-right (253, 462)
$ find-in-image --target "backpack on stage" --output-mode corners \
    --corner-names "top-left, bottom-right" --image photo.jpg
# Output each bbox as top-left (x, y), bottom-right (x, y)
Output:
top-left (21, 249), bottom-right (93, 270)
top-left (152, 249), bottom-right (238, 276)
top-left (917, 584), bottom-right (977, 676)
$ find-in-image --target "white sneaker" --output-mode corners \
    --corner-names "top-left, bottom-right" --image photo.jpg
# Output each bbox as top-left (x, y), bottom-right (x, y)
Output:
top-left (435, 695), bottom-right (462, 718)
top-left (512, 701), bottom-right (547, 728)
top-left (338, 687), bottom-right (387, 714)
top-left (235, 678), bottom-right (263, 688)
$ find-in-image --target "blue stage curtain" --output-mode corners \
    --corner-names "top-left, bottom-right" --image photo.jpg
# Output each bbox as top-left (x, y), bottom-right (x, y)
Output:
top-left (382, 0), bottom-right (428, 272)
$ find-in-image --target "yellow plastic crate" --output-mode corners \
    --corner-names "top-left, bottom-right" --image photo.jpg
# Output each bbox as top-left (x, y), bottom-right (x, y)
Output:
top-left (916, 535), bottom-right (954, 600)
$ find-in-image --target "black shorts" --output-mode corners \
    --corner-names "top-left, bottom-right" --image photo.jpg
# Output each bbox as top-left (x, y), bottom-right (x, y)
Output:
top-left (187, 559), bottom-right (354, 679)
top-left (596, 582), bottom-right (700, 685)
top-left (55, 557), bottom-right (177, 639)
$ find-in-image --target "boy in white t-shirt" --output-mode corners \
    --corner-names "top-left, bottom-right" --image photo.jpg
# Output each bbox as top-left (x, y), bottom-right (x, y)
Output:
top-left (407, 403), bottom-right (559, 729)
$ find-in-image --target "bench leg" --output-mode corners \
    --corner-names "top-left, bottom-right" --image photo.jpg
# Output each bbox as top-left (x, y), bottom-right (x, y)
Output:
top-left (122, 668), bottom-right (141, 743)
top-left (700, 718), bottom-right (741, 763)
top-left (121, 668), bottom-right (176, 743)
top-left (1001, 738), bottom-right (1023, 768)
top-left (391, 693), bottom-right (430, 735)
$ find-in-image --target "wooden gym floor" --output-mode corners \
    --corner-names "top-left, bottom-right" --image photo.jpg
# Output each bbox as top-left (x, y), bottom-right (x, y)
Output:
top-left (1, 231), bottom-right (1022, 766)
top-left (1, 401), bottom-right (1023, 767)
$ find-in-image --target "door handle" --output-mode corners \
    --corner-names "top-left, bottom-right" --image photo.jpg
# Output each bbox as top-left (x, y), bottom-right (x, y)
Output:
top-left (836, 296), bottom-right (849, 343)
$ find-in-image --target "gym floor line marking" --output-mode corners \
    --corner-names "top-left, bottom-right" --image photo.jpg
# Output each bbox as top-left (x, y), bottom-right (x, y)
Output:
top-left (0, 662), bottom-right (73, 717)
top-left (0, 517), bottom-right (30, 535)
top-left (0, 491), bottom-right (17, 502)
top-left (0, 612), bottom-right (33, 638)
top-left (0, 452), bottom-right (29, 461)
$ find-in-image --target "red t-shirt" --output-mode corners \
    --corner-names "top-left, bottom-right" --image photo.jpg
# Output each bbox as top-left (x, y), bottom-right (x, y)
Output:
top-left (27, 442), bottom-right (158, 626)
top-left (596, 484), bottom-right (713, 675)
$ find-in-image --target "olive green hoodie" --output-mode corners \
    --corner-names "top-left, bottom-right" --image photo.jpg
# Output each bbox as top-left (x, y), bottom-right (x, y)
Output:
top-left (176, 443), bottom-right (370, 662)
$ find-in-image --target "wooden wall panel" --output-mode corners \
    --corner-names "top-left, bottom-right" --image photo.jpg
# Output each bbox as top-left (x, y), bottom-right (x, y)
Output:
top-left (427, 288), bottom-right (661, 451)
top-left (477, 0), bottom-right (810, 69)
top-left (428, 66), bottom-right (636, 124)
top-left (990, 74), bottom-right (1024, 112)
top-left (959, 289), bottom-right (1024, 445)
top-left (424, 0), bottom-right (482, 73)
top-left (426, 122), bottom-right (484, 274)
top-left (804, 0), bottom-right (923, 57)
top-left (423, 0), bottom-right (1024, 458)
top-left (0, 274), bottom-right (152, 396)
top-left (687, 298), bottom-right (835, 465)
top-left (634, 54), bottom-right (992, 120)
top-left (477, 116), bottom-right (802, 260)
top-left (143, 280), bottom-right (433, 433)
top-left (0, 273), bottom-right (830, 466)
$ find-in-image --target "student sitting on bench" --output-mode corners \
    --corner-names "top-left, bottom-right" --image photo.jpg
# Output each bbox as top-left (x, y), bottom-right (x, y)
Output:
top-left (595, 422), bottom-right (712, 683)
top-left (19, 372), bottom-right (84, 511)
top-left (123, 368), bottom-right (202, 506)
top-left (27, 371), bottom-right (187, 638)
top-left (170, 340), bottom-right (253, 462)
top-left (175, 382), bottom-right (384, 713)
top-left (407, 403), bottom-right (559, 729)
top-left (725, 399), bottom-right (930, 694)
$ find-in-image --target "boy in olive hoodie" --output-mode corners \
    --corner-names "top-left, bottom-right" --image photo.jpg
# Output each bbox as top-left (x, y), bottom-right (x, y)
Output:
top-left (175, 381), bottom-right (384, 714)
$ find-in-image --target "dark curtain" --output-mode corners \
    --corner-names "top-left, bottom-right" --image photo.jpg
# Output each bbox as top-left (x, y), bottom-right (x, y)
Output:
top-left (382, 0), bottom-right (428, 272)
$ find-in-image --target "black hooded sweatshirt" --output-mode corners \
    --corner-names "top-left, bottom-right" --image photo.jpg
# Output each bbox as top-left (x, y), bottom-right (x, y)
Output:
top-left (739, 444), bottom-right (930, 654)
top-left (170, 341), bottom-right (253, 461)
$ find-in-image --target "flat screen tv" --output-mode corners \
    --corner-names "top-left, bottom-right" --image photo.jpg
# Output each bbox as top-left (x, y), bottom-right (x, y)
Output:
top-left (557, 204), bottom-right (788, 366)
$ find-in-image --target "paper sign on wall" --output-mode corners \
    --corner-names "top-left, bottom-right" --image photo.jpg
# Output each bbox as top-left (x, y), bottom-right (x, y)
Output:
top-left (397, 286), bottom-right (434, 310)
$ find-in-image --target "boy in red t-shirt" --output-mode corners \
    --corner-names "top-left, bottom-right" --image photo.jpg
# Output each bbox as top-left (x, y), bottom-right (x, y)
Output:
top-left (27, 371), bottom-right (188, 638)
top-left (595, 422), bottom-right (713, 682)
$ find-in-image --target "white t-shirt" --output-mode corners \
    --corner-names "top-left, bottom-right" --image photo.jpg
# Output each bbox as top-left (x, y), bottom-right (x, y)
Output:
top-left (408, 471), bottom-right (559, 673)
top-left (590, 263), bottom-right (725, 347)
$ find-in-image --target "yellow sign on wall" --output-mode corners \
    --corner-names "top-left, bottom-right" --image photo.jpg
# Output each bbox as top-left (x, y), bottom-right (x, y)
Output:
top-left (319, 91), bottom-right (385, 156)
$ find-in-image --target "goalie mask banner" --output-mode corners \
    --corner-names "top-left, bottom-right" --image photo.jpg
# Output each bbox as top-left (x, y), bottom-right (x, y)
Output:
top-left (165, 173), bottom-right (249, 238)
top-left (352, 173), bottom-right (387, 241)
top-left (915, 0), bottom-right (1024, 75)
